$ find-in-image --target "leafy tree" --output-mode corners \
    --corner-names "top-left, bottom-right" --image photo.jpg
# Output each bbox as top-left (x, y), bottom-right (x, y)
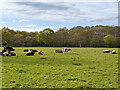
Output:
top-left (90, 35), bottom-right (104, 47)
top-left (37, 28), bottom-right (55, 46)
top-left (104, 35), bottom-right (117, 47)
top-left (2, 30), bottom-right (12, 46)
top-left (11, 34), bottom-right (24, 47)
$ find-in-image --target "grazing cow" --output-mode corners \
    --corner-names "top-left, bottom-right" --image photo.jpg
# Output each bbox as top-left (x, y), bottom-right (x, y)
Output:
top-left (62, 48), bottom-right (71, 54)
top-left (26, 49), bottom-right (38, 56)
top-left (56, 50), bottom-right (63, 53)
top-left (38, 51), bottom-right (44, 55)
top-left (24, 49), bottom-right (29, 52)
top-left (103, 50), bottom-right (110, 53)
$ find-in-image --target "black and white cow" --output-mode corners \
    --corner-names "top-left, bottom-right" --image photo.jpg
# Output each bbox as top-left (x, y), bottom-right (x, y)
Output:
top-left (62, 48), bottom-right (71, 54)
top-left (26, 49), bottom-right (38, 56)
top-left (2, 47), bottom-right (16, 56)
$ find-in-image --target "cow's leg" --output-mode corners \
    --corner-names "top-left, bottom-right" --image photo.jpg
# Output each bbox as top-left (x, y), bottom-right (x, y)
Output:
top-left (67, 51), bottom-right (68, 54)
top-left (63, 51), bottom-right (65, 54)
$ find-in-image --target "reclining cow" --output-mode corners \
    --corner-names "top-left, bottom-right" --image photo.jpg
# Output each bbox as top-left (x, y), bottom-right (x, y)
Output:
top-left (103, 50), bottom-right (116, 54)
top-left (2, 47), bottom-right (16, 56)
top-left (4, 47), bottom-right (15, 52)
top-left (38, 51), bottom-right (44, 55)
top-left (62, 48), bottom-right (71, 54)
top-left (26, 49), bottom-right (38, 56)
top-left (24, 49), bottom-right (29, 52)
top-left (110, 50), bottom-right (116, 54)
top-left (56, 50), bottom-right (63, 53)
top-left (2, 49), bottom-right (16, 56)
top-left (103, 50), bottom-right (110, 53)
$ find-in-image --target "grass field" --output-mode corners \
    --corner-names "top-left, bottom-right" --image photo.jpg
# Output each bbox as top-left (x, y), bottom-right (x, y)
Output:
top-left (2, 47), bottom-right (119, 88)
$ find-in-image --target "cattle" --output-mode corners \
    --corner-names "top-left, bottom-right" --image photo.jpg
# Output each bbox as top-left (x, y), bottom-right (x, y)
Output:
top-left (26, 49), bottom-right (38, 56)
top-left (62, 48), bottom-right (71, 54)
top-left (38, 51), bottom-right (44, 55)
top-left (24, 49), bottom-right (29, 52)
top-left (2, 49), bottom-right (6, 55)
top-left (1, 49), bottom-right (8, 56)
top-left (103, 50), bottom-right (116, 54)
top-left (103, 50), bottom-right (110, 53)
top-left (4, 47), bottom-right (15, 51)
top-left (56, 50), bottom-right (63, 53)
top-left (110, 50), bottom-right (116, 54)
top-left (10, 52), bottom-right (16, 56)
top-left (2, 49), bottom-right (16, 56)
top-left (3, 47), bottom-right (16, 56)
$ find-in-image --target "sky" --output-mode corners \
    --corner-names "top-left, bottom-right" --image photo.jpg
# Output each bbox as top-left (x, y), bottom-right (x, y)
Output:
top-left (0, 0), bottom-right (118, 32)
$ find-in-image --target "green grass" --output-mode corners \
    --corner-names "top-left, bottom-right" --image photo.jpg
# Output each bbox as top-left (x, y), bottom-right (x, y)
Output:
top-left (2, 47), bottom-right (118, 88)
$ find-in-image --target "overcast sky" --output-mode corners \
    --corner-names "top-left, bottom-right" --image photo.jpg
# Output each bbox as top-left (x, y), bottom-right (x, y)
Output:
top-left (0, 0), bottom-right (118, 32)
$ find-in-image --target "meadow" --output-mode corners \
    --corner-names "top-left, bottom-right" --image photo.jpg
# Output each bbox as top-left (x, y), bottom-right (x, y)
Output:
top-left (2, 47), bottom-right (119, 88)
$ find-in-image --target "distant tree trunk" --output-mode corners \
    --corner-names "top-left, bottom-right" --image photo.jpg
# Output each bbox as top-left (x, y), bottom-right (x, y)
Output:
top-left (80, 43), bottom-right (82, 47)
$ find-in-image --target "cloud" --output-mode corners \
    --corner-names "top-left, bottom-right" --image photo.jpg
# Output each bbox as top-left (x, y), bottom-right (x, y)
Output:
top-left (0, 1), bottom-right (118, 31)
top-left (19, 20), bottom-right (28, 22)
top-left (89, 16), bottom-right (117, 22)
top-left (1, 0), bottom-right (119, 2)
top-left (9, 26), bottom-right (57, 32)
top-left (20, 24), bottom-right (37, 27)
top-left (13, 2), bottom-right (70, 10)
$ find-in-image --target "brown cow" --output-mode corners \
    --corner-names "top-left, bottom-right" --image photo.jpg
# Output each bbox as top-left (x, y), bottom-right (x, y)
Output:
top-left (38, 51), bottom-right (44, 55)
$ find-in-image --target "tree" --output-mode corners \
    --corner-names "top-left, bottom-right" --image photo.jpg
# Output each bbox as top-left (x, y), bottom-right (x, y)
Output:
top-left (104, 35), bottom-right (117, 47)
top-left (90, 35), bottom-right (104, 47)
top-left (37, 28), bottom-right (55, 46)
top-left (53, 29), bottom-right (69, 47)
top-left (11, 34), bottom-right (24, 47)
top-left (2, 30), bottom-right (12, 46)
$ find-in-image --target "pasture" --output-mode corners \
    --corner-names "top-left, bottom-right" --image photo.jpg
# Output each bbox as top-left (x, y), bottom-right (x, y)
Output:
top-left (2, 47), bottom-right (118, 88)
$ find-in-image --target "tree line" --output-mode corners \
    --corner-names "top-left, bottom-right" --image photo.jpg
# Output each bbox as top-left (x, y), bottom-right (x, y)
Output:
top-left (1, 25), bottom-right (120, 48)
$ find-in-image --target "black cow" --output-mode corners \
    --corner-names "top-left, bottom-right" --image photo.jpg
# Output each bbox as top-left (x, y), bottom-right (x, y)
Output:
top-left (4, 47), bottom-right (15, 51)
top-left (24, 49), bottom-right (29, 52)
top-left (10, 52), bottom-right (16, 56)
top-left (26, 49), bottom-right (38, 56)
top-left (56, 50), bottom-right (63, 53)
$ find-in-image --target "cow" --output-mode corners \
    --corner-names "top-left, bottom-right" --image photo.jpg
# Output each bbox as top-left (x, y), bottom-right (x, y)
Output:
top-left (10, 52), bottom-right (16, 56)
top-left (3, 52), bottom-right (9, 56)
top-left (1, 46), bottom-right (16, 56)
top-left (2, 49), bottom-right (16, 56)
top-left (26, 49), bottom-right (38, 56)
top-left (62, 48), bottom-right (71, 54)
top-left (38, 51), bottom-right (44, 55)
top-left (110, 50), bottom-right (116, 54)
top-left (56, 50), bottom-right (63, 53)
top-left (24, 49), bottom-right (29, 52)
top-left (103, 50), bottom-right (110, 53)
top-left (4, 47), bottom-right (15, 51)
